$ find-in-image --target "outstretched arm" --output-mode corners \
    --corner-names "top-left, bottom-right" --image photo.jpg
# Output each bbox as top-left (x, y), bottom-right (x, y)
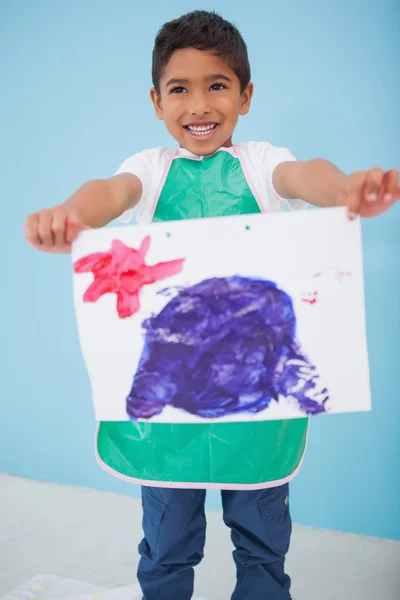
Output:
top-left (24, 173), bottom-right (142, 253)
top-left (273, 159), bottom-right (399, 219)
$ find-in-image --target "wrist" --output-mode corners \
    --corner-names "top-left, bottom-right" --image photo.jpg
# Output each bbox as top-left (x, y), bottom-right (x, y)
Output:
top-left (335, 174), bottom-right (350, 207)
top-left (64, 180), bottom-right (112, 228)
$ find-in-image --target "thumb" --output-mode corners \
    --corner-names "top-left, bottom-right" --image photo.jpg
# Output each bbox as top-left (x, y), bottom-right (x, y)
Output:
top-left (342, 172), bottom-right (366, 220)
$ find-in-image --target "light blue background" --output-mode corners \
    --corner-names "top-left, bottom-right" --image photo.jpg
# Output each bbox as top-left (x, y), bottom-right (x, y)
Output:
top-left (1, 0), bottom-right (399, 540)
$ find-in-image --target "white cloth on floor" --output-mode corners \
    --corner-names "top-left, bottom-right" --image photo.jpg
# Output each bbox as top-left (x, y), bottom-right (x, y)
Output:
top-left (0, 575), bottom-right (206, 600)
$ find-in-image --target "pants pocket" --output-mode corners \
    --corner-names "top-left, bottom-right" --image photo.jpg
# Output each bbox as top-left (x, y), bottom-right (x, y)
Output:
top-left (258, 484), bottom-right (292, 557)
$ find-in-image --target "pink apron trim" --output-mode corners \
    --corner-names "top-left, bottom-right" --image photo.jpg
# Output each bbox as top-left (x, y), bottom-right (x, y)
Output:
top-left (148, 148), bottom-right (180, 221)
top-left (233, 144), bottom-right (265, 213)
top-left (94, 420), bottom-right (309, 490)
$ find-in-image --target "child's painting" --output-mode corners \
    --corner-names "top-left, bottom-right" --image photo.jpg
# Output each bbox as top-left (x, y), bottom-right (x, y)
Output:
top-left (72, 208), bottom-right (371, 423)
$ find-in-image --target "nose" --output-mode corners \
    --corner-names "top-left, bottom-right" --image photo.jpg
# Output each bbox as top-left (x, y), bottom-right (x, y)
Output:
top-left (189, 90), bottom-right (211, 116)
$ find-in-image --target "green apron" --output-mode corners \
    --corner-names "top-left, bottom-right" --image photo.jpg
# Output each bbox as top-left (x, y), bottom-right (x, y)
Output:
top-left (96, 148), bottom-right (309, 488)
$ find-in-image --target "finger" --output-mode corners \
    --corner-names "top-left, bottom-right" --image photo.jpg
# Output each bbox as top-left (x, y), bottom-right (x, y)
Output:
top-left (365, 167), bottom-right (384, 203)
top-left (37, 210), bottom-right (55, 246)
top-left (52, 209), bottom-right (68, 246)
top-left (66, 212), bottom-right (85, 243)
top-left (345, 172), bottom-right (366, 219)
top-left (35, 243), bottom-right (72, 254)
top-left (382, 169), bottom-right (399, 203)
top-left (24, 213), bottom-right (41, 248)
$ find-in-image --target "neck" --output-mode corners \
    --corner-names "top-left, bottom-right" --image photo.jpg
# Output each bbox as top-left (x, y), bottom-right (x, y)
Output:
top-left (178, 133), bottom-right (234, 158)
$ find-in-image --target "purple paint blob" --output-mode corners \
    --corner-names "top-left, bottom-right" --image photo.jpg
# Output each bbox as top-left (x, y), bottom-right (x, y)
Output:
top-left (126, 276), bottom-right (329, 420)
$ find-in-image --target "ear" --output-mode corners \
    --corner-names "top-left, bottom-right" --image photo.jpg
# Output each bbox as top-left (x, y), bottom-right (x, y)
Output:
top-left (239, 82), bottom-right (254, 116)
top-left (150, 88), bottom-right (164, 121)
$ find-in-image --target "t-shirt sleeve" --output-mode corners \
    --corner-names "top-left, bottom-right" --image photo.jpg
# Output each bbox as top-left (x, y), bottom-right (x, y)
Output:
top-left (243, 141), bottom-right (307, 211)
top-left (113, 150), bottom-right (154, 223)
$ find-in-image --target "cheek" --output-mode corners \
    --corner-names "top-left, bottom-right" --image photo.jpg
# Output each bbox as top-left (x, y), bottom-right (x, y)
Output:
top-left (218, 96), bottom-right (241, 119)
top-left (163, 102), bottom-right (183, 126)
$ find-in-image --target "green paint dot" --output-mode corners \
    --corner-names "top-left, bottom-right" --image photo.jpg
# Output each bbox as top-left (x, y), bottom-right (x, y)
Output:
top-left (245, 225), bottom-right (251, 230)
top-left (166, 232), bottom-right (171, 238)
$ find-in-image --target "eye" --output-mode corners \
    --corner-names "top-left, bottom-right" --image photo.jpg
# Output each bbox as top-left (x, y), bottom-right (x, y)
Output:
top-left (210, 83), bottom-right (227, 91)
top-left (170, 87), bottom-right (187, 94)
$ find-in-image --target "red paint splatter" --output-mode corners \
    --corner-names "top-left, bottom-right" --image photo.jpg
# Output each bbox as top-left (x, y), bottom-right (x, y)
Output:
top-left (301, 291), bottom-right (318, 305)
top-left (74, 237), bottom-right (185, 318)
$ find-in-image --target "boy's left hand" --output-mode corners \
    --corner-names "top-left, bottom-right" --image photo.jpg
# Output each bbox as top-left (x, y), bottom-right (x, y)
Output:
top-left (338, 168), bottom-right (399, 219)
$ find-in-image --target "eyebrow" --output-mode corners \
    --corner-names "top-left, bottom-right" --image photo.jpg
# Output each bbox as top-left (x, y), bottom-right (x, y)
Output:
top-left (165, 73), bottom-right (232, 87)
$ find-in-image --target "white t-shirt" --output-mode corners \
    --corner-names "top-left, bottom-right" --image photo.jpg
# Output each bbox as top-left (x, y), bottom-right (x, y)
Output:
top-left (114, 142), bottom-right (306, 223)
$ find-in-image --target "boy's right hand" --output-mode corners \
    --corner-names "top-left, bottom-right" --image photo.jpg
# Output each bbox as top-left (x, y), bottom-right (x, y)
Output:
top-left (24, 206), bottom-right (86, 253)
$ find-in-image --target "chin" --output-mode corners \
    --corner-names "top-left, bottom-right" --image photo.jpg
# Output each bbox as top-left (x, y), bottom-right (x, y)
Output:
top-left (183, 139), bottom-right (226, 156)
top-left (171, 125), bottom-right (232, 156)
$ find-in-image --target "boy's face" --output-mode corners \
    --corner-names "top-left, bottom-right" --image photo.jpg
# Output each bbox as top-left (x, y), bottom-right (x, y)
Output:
top-left (151, 48), bottom-right (253, 156)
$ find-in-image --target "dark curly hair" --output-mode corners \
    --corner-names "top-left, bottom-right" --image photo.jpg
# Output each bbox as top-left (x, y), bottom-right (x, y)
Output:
top-left (152, 10), bottom-right (251, 94)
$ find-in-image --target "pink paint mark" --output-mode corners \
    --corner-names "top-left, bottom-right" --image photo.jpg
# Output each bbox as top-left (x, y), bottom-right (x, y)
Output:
top-left (304, 268), bottom-right (353, 305)
top-left (335, 269), bottom-right (353, 283)
top-left (301, 291), bottom-right (318, 305)
top-left (312, 267), bottom-right (353, 283)
top-left (74, 236), bottom-right (185, 318)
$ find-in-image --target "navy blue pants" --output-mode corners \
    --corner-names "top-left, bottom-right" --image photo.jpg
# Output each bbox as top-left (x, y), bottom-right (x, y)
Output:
top-left (138, 484), bottom-right (292, 600)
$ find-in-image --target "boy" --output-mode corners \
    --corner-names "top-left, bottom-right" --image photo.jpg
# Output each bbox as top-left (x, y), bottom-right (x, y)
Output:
top-left (24, 10), bottom-right (399, 600)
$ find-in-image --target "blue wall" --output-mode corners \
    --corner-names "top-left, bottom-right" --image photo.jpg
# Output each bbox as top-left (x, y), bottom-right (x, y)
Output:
top-left (1, 0), bottom-right (399, 540)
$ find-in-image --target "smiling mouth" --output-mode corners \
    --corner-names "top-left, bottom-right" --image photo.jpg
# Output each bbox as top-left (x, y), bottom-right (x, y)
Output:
top-left (184, 123), bottom-right (219, 137)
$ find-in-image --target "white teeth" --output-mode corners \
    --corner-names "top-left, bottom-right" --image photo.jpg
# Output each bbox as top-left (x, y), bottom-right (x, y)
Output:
top-left (186, 124), bottom-right (217, 136)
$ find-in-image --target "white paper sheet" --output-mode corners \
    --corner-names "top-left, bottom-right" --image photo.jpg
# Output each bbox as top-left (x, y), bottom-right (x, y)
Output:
top-left (72, 208), bottom-right (371, 423)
